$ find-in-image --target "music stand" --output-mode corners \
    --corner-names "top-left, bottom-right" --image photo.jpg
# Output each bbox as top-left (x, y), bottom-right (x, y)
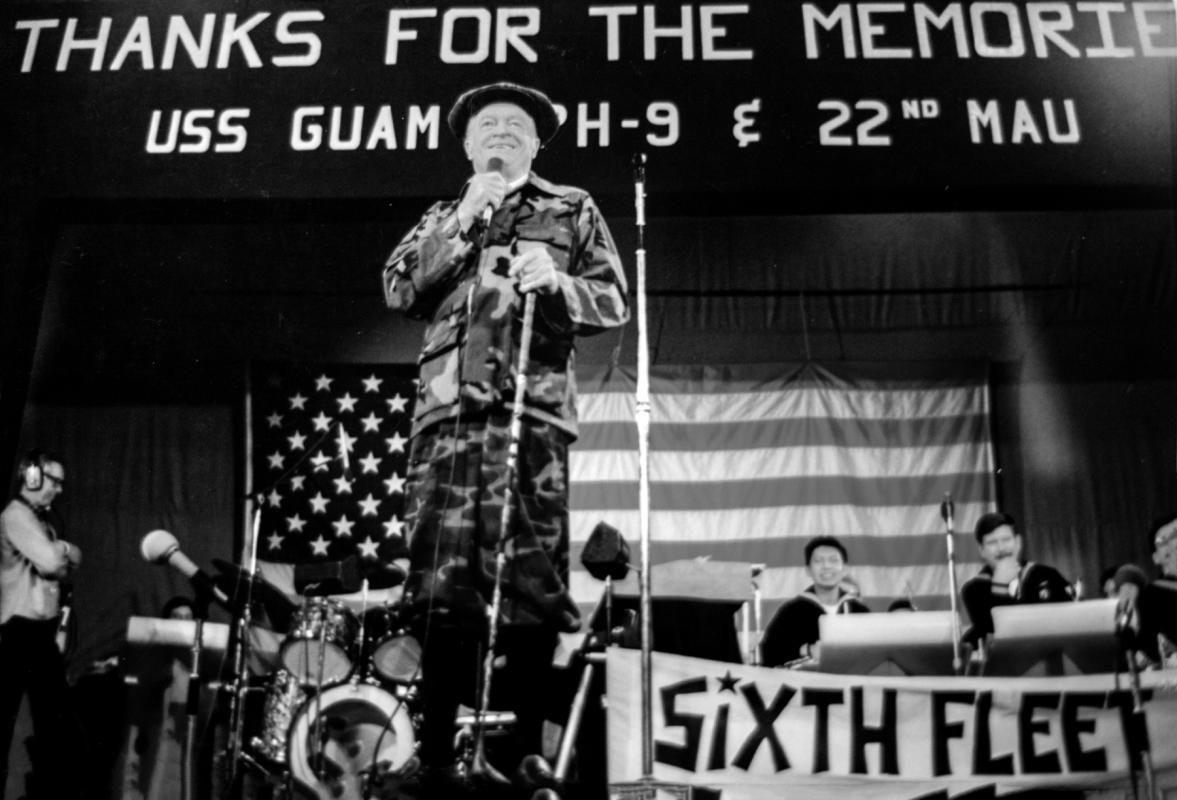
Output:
top-left (818, 611), bottom-right (959, 676)
top-left (984, 599), bottom-right (1120, 677)
top-left (604, 560), bottom-right (753, 663)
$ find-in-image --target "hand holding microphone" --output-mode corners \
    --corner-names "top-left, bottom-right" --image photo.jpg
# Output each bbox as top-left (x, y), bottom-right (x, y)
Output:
top-left (458, 156), bottom-right (506, 234)
top-left (141, 529), bottom-right (230, 608)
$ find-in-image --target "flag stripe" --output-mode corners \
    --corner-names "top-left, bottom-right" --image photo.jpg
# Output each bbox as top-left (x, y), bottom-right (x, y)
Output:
top-left (573, 415), bottom-right (990, 450)
top-left (572, 443), bottom-right (992, 482)
top-left (579, 390), bottom-right (988, 424)
top-left (570, 472), bottom-right (993, 511)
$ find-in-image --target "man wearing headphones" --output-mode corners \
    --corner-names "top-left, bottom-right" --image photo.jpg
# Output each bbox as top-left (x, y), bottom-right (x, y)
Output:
top-left (0, 450), bottom-right (82, 798)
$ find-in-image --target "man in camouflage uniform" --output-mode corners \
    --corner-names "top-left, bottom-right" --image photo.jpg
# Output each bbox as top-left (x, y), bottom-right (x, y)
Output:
top-left (382, 82), bottom-right (628, 787)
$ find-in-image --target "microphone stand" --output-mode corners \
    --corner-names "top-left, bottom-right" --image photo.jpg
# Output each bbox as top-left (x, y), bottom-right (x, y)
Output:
top-left (632, 153), bottom-right (655, 781)
top-left (225, 498), bottom-right (263, 796)
top-left (940, 494), bottom-right (964, 675)
top-left (183, 593), bottom-right (210, 800)
top-left (1118, 605), bottom-right (1158, 800)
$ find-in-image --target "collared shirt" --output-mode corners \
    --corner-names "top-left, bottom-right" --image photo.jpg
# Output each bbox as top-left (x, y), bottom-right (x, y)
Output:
top-left (0, 497), bottom-right (74, 624)
top-left (382, 172), bottom-right (629, 439)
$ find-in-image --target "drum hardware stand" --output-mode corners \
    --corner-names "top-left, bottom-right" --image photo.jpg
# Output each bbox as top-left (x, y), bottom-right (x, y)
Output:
top-left (458, 289), bottom-right (537, 790)
top-left (940, 493), bottom-right (965, 675)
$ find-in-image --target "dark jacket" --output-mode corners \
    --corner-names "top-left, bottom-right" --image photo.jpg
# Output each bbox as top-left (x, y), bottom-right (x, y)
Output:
top-left (760, 587), bottom-right (870, 667)
top-left (960, 560), bottom-right (1074, 646)
top-left (383, 173), bottom-right (629, 440)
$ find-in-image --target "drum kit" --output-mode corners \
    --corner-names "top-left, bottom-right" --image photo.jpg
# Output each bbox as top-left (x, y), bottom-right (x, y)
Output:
top-left (237, 585), bottom-right (424, 800)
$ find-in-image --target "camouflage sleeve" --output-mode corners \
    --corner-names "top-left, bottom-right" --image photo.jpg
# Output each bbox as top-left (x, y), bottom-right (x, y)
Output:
top-left (537, 194), bottom-right (630, 337)
top-left (382, 200), bottom-right (475, 320)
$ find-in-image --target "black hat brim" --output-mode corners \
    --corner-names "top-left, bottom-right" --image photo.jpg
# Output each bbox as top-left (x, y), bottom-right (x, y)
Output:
top-left (447, 82), bottom-right (561, 145)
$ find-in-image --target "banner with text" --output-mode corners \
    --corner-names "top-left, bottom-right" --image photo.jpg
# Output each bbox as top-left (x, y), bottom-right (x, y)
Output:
top-left (3, 0), bottom-right (1175, 204)
top-left (606, 649), bottom-right (1177, 799)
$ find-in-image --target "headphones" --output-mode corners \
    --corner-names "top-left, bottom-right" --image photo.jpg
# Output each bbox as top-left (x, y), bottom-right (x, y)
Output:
top-left (21, 450), bottom-right (45, 492)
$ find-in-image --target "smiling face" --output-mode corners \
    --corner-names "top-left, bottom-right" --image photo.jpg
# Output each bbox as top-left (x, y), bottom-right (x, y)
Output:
top-left (463, 101), bottom-right (540, 181)
top-left (979, 524), bottom-right (1022, 570)
top-left (806, 545), bottom-right (847, 592)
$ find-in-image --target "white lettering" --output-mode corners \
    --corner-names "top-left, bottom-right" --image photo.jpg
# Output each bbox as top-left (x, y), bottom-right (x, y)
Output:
top-left (215, 12), bottom-right (269, 69)
top-left (588, 5), bottom-right (638, 61)
top-left (366, 106), bottom-right (398, 150)
top-left (145, 109), bottom-right (181, 153)
top-left (15, 19), bottom-right (60, 73)
top-left (967, 98), bottom-right (1004, 143)
top-left (272, 11), bottom-right (323, 67)
top-left (385, 8), bottom-right (437, 65)
top-left (970, 3), bottom-right (1026, 57)
top-left (644, 4), bottom-right (694, 59)
top-left (578, 101), bottom-right (610, 146)
top-left (859, 3), bottom-right (912, 58)
top-left (913, 3), bottom-right (969, 58)
top-left (215, 108), bottom-right (250, 152)
top-left (57, 17), bottom-right (111, 72)
top-left (109, 16), bottom-right (154, 70)
top-left (1078, 2), bottom-right (1135, 56)
top-left (291, 106), bottom-right (325, 151)
top-left (700, 4), bottom-right (753, 60)
top-left (161, 14), bottom-right (216, 70)
top-left (495, 7), bottom-right (539, 62)
top-left (1135, 2), bottom-right (1177, 56)
top-left (441, 8), bottom-right (492, 63)
top-left (1027, 3), bottom-right (1080, 57)
top-left (803, 4), bottom-right (856, 58)
top-left (405, 105), bottom-right (440, 150)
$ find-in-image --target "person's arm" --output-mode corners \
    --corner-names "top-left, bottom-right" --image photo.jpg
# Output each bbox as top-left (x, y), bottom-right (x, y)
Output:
top-left (1, 504), bottom-right (76, 578)
top-left (534, 195), bottom-right (629, 337)
top-left (382, 200), bottom-right (476, 320)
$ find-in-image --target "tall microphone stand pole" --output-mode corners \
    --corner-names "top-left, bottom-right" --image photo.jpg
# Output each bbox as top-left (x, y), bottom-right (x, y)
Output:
top-left (940, 494), bottom-right (964, 675)
top-left (1119, 606), bottom-right (1158, 800)
top-left (224, 498), bottom-right (262, 796)
top-left (632, 153), bottom-right (655, 780)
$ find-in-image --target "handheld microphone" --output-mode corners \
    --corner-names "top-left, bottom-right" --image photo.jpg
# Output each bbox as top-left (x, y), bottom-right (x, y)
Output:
top-left (141, 529), bottom-right (230, 607)
top-left (480, 156), bottom-right (505, 228)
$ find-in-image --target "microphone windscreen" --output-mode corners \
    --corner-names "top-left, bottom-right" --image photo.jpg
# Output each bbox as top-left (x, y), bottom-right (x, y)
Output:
top-left (140, 529), bottom-right (178, 563)
top-left (487, 156), bottom-right (504, 174)
top-left (1113, 563), bottom-right (1148, 591)
top-left (581, 521), bottom-right (630, 581)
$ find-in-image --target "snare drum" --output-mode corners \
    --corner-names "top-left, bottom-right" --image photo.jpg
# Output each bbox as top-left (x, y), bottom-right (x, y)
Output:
top-left (287, 681), bottom-right (417, 800)
top-left (281, 598), bottom-right (359, 686)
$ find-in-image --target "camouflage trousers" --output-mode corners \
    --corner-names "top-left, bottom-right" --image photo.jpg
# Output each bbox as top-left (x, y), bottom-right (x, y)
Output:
top-left (402, 411), bottom-right (581, 631)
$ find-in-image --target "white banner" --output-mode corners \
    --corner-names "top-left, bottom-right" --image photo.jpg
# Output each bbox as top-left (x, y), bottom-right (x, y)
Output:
top-left (606, 649), bottom-right (1177, 799)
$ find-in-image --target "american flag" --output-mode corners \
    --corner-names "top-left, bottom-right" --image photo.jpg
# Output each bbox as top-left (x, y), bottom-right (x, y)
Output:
top-left (248, 362), bottom-right (416, 587)
top-left (568, 362), bottom-right (995, 615)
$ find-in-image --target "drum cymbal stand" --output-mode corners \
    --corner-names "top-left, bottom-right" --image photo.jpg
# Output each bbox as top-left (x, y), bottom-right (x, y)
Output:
top-left (458, 290), bottom-right (537, 791)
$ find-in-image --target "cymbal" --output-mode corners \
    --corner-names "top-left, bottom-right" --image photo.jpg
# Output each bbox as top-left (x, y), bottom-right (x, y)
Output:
top-left (212, 559), bottom-right (297, 631)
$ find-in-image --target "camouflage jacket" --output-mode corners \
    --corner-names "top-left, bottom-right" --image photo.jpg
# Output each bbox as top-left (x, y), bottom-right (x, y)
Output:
top-left (383, 173), bottom-right (629, 439)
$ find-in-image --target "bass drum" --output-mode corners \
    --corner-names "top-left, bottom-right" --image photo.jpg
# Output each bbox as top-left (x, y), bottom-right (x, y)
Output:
top-left (287, 681), bottom-right (417, 800)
